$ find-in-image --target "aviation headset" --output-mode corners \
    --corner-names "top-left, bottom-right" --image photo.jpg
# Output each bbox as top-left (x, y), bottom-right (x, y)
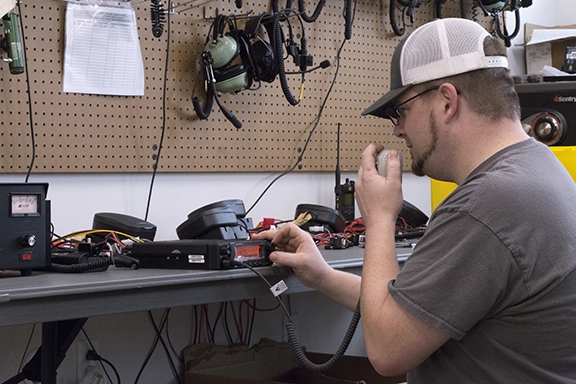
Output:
top-left (204, 14), bottom-right (252, 94)
top-left (193, 14), bottom-right (277, 128)
top-left (193, 10), bottom-right (324, 126)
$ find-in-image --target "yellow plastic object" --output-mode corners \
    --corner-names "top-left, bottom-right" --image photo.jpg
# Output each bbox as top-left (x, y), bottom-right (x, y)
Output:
top-left (551, 146), bottom-right (576, 181)
top-left (430, 146), bottom-right (576, 212)
top-left (430, 179), bottom-right (457, 212)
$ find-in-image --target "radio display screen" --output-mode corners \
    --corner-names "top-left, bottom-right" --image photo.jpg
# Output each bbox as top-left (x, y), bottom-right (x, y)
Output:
top-left (233, 244), bottom-right (262, 262)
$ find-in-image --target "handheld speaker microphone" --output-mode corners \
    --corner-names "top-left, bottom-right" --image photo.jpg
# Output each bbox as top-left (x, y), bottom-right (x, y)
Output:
top-left (2, 13), bottom-right (24, 75)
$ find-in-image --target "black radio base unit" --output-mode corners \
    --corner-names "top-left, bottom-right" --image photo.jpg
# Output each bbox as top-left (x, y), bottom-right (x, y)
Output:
top-left (127, 239), bottom-right (274, 270)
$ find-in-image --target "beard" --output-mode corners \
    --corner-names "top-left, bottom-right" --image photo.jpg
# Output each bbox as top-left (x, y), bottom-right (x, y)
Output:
top-left (411, 111), bottom-right (439, 177)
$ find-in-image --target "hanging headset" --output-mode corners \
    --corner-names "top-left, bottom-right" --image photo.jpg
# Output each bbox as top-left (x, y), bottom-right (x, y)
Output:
top-left (192, 15), bottom-right (247, 128)
top-left (193, 7), bottom-right (328, 125)
top-left (476, 0), bottom-right (532, 47)
top-left (203, 14), bottom-right (253, 95)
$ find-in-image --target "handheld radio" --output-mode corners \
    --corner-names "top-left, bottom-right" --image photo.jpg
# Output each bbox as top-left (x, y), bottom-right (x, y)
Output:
top-left (334, 123), bottom-right (355, 221)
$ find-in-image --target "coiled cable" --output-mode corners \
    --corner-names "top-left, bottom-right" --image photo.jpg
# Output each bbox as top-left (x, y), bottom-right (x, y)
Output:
top-left (298, 0), bottom-right (326, 23)
top-left (285, 300), bottom-right (361, 373)
top-left (273, 11), bottom-right (300, 106)
top-left (150, 0), bottom-right (167, 38)
top-left (239, 260), bottom-right (361, 375)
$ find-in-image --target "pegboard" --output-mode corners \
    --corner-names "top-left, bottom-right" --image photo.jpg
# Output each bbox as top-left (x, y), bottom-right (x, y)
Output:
top-left (0, 0), bottom-right (491, 173)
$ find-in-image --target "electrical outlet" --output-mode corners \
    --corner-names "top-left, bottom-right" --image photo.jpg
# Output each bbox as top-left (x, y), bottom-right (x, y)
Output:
top-left (76, 338), bottom-right (100, 383)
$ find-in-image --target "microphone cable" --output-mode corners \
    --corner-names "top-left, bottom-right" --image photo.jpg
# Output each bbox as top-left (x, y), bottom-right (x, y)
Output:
top-left (285, 59), bottom-right (330, 75)
top-left (237, 260), bottom-right (361, 374)
top-left (298, 0), bottom-right (326, 23)
top-left (245, 33), bottom-right (350, 216)
top-left (271, 9), bottom-right (305, 106)
top-left (144, 0), bottom-right (171, 222)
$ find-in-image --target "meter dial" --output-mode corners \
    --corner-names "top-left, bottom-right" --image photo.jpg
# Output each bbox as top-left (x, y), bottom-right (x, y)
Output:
top-left (11, 194), bottom-right (40, 216)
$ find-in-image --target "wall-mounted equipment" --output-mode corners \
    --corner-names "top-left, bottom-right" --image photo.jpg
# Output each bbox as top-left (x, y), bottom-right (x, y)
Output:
top-left (0, 183), bottom-right (50, 275)
top-left (2, 12), bottom-right (24, 74)
top-left (193, 7), bottom-right (330, 127)
top-left (516, 81), bottom-right (576, 146)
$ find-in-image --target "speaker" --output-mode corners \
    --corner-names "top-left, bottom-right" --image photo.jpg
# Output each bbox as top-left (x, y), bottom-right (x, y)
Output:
top-left (516, 82), bottom-right (576, 146)
top-left (177, 199), bottom-right (252, 240)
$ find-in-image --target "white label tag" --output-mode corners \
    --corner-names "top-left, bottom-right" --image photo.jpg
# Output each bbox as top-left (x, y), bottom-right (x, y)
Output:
top-left (270, 280), bottom-right (288, 297)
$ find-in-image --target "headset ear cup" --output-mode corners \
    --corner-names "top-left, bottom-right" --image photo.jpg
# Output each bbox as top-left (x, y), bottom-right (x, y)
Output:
top-left (214, 64), bottom-right (249, 94)
top-left (205, 34), bottom-right (239, 69)
top-left (479, 0), bottom-right (506, 13)
top-left (252, 39), bottom-right (276, 83)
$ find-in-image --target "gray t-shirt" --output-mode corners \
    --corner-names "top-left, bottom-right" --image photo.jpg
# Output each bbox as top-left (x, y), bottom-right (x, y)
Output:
top-left (389, 139), bottom-right (576, 383)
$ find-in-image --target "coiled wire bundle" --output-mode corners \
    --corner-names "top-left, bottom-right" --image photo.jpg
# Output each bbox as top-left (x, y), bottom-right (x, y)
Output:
top-left (150, 0), bottom-right (167, 38)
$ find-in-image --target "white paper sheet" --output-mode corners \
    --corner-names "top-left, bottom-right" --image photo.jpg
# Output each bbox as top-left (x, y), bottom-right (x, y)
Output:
top-left (0, 0), bottom-right (16, 19)
top-left (63, 1), bottom-right (144, 96)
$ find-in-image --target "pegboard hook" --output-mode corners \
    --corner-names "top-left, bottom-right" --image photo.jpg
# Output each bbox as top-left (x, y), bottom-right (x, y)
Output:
top-left (130, 0), bottom-right (216, 14)
top-left (172, 0), bottom-right (216, 15)
top-left (203, 7), bottom-right (253, 21)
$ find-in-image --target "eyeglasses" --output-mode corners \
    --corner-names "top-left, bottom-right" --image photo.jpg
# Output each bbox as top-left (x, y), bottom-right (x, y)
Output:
top-left (383, 87), bottom-right (439, 126)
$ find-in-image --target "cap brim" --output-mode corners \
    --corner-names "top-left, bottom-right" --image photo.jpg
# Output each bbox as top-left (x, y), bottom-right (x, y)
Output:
top-left (361, 84), bottom-right (411, 118)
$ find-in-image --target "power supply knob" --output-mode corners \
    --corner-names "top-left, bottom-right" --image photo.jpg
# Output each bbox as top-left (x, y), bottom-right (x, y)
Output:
top-left (20, 234), bottom-right (36, 248)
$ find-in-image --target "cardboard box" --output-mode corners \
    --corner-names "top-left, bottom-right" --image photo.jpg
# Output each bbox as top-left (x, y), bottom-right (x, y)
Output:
top-left (183, 339), bottom-right (406, 384)
top-left (524, 23), bottom-right (576, 74)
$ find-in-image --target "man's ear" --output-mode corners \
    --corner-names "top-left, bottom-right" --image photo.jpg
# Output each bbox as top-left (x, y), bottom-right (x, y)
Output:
top-left (437, 83), bottom-right (459, 123)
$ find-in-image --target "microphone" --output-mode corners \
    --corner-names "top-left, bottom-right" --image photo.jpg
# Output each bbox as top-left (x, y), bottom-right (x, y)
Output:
top-left (2, 13), bottom-right (24, 75)
top-left (213, 91), bottom-right (242, 129)
top-left (344, 0), bottom-right (353, 40)
top-left (285, 60), bottom-right (331, 75)
top-left (219, 104), bottom-right (242, 129)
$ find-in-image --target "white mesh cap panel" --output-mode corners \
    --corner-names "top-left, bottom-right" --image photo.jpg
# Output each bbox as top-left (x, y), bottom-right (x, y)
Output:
top-left (400, 18), bottom-right (496, 86)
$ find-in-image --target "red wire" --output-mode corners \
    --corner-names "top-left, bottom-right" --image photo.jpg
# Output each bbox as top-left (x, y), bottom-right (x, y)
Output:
top-left (229, 301), bottom-right (244, 344)
top-left (163, 308), bottom-right (182, 360)
top-left (18, 324), bottom-right (36, 371)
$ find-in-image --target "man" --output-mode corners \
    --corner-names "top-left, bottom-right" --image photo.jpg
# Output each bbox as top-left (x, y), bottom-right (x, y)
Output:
top-left (254, 18), bottom-right (576, 382)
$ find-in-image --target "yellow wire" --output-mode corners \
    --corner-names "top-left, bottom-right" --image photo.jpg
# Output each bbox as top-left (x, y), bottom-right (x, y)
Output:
top-left (52, 229), bottom-right (145, 244)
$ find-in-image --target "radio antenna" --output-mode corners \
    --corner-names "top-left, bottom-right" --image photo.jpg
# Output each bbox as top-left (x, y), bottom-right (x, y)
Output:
top-left (336, 122), bottom-right (341, 189)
